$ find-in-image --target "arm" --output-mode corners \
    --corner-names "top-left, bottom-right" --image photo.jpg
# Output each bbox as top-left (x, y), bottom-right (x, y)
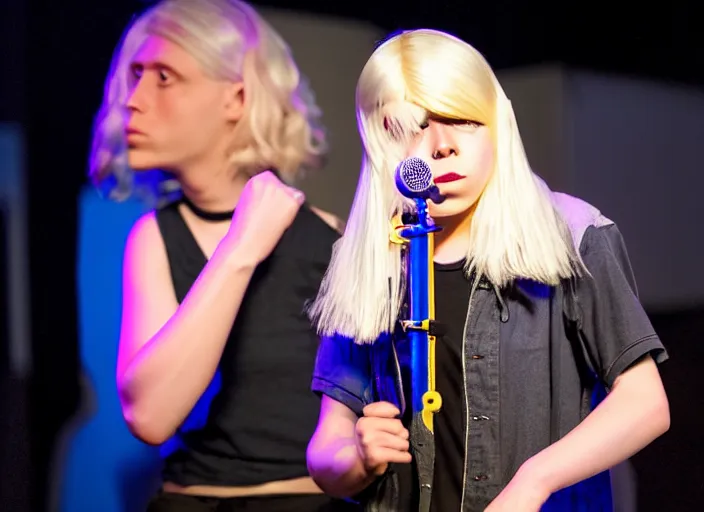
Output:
top-left (307, 334), bottom-right (376, 497)
top-left (488, 223), bottom-right (670, 510)
top-left (308, 397), bottom-right (411, 498)
top-left (116, 212), bottom-right (257, 445)
top-left (118, 171), bottom-right (304, 445)
top-left (306, 334), bottom-right (411, 498)
top-left (307, 396), bottom-right (379, 497)
top-left (512, 354), bottom-right (669, 501)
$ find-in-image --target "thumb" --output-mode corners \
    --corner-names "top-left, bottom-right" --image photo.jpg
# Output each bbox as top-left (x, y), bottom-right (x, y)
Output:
top-left (288, 187), bottom-right (305, 205)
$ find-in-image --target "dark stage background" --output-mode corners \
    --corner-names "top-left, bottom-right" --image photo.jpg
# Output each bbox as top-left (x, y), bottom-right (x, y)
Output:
top-left (1, 0), bottom-right (702, 510)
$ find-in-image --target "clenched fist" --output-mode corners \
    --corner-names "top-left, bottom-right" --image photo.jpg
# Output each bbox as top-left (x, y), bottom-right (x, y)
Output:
top-left (355, 401), bottom-right (412, 476)
top-left (225, 170), bottom-right (305, 264)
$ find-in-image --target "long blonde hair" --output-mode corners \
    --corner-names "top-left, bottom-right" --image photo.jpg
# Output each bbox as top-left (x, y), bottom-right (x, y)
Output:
top-left (308, 29), bottom-right (583, 344)
top-left (88, 0), bottom-right (326, 204)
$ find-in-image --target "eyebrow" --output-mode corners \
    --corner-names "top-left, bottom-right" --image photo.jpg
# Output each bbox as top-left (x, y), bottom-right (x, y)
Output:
top-left (130, 59), bottom-right (183, 78)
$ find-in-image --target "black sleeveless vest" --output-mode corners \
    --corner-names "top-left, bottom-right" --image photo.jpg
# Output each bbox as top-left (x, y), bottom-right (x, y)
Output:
top-left (155, 200), bottom-right (340, 486)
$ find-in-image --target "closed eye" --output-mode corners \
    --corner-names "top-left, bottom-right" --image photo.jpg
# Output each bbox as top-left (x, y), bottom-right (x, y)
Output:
top-left (447, 118), bottom-right (483, 127)
top-left (452, 119), bottom-right (483, 131)
top-left (424, 115), bottom-right (484, 129)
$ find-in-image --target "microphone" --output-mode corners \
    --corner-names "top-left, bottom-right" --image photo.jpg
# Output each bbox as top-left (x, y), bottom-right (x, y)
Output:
top-left (393, 157), bottom-right (444, 505)
top-left (395, 157), bottom-right (445, 204)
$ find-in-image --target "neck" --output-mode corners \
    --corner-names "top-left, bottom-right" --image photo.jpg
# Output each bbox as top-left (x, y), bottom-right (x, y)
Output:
top-left (175, 154), bottom-right (250, 213)
top-left (433, 205), bottom-right (475, 264)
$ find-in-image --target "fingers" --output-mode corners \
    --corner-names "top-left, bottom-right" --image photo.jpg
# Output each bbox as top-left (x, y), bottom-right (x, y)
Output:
top-left (365, 446), bottom-right (413, 471)
top-left (357, 416), bottom-right (408, 438)
top-left (356, 427), bottom-right (410, 452)
top-left (251, 170), bottom-right (305, 205)
top-left (362, 401), bottom-right (401, 419)
top-left (355, 401), bottom-right (411, 472)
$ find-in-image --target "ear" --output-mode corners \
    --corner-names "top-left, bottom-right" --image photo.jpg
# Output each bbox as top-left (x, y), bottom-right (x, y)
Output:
top-left (224, 81), bottom-right (245, 122)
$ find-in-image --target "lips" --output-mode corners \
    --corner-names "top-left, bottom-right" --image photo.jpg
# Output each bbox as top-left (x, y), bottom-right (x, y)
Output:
top-left (435, 172), bottom-right (465, 184)
top-left (125, 127), bottom-right (145, 149)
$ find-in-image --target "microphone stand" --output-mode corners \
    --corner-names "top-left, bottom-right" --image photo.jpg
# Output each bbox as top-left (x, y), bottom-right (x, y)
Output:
top-left (394, 197), bottom-right (443, 512)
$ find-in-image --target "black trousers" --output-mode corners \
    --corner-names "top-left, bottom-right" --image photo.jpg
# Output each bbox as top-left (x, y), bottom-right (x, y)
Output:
top-left (146, 492), bottom-right (362, 512)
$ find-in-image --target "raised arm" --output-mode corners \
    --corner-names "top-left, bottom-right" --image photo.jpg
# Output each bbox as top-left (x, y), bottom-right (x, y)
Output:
top-left (117, 171), bottom-right (304, 444)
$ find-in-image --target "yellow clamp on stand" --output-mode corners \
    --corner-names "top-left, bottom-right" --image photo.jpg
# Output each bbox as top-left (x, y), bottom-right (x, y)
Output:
top-left (389, 213), bottom-right (409, 245)
top-left (422, 322), bottom-right (442, 432)
top-left (423, 389), bottom-right (442, 431)
top-left (400, 318), bottom-right (443, 432)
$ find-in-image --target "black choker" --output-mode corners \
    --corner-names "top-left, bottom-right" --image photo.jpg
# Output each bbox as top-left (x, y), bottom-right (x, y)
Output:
top-left (182, 195), bottom-right (234, 222)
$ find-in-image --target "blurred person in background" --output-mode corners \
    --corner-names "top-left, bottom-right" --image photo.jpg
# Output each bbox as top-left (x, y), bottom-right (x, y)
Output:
top-left (89, 0), bottom-right (356, 510)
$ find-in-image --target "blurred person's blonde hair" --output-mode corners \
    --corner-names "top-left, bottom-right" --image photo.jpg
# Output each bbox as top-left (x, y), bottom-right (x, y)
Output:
top-left (89, 0), bottom-right (326, 204)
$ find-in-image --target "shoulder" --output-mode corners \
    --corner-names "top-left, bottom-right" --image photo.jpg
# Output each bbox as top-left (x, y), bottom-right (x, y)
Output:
top-left (548, 197), bottom-right (639, 303)
top-left (284, 204), bottom-right (344, 257)
top-left (550, 192), bottom-right (614, 252)
top-left (308, 205), bottom-right (346, 235)
top-left (126, 198), bottom-right (186, 250)
top-left (550, 192), bottom-right (639, 290)
top-left (315, 334), bottom-right (374, 372)
top-left (578, 221), bottom-right (638, 297)
top-left (123, 210), bottom-right (169, 273)
top-left (125, 211), bottom-right (160, 252)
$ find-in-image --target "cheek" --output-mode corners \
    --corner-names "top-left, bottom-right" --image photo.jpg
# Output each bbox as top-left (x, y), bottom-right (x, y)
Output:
top-left (471, 138), bottom-right (495, 186)
top-left (167, 95), bottom-right (223, 144)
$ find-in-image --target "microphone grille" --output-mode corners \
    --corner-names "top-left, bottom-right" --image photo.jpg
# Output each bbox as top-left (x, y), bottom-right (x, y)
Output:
top-left (398, 157), bottom-right (432, 193)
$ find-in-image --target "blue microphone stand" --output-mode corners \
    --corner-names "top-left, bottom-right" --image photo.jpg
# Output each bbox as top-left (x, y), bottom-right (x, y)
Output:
top-left (395, 197), bottom-right (443, 512)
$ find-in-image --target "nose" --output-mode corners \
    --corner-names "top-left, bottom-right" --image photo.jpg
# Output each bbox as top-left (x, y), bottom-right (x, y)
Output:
top-left (126, 78), bottom-right (149, 113)
top-left (432, 144), bottom-right (457, 159)
top-left (428, 124), bottom-right (458, 160)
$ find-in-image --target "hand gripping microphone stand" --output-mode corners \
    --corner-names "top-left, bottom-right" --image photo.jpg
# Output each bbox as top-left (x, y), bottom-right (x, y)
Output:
top-left (392, 156), bottom-right (444, 512)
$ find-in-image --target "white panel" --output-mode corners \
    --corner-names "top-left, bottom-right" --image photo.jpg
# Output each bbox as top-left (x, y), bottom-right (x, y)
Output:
top-left (259, 7), bottom-right (384, 220)
top-left (497, 65), bottom-right (571, 192)
top-left (492, 65), bottom-right (703, 310)
top-left (566, 71), bottom-right (704, 310)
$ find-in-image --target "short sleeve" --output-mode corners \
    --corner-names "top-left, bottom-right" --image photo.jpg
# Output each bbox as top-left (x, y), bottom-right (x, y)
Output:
top-left (311, 334), bottom-right (374, 417)
top-left (575, 224), bottom-right (668, 388)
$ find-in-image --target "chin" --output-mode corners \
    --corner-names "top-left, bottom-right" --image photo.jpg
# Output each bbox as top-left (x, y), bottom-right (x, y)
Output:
top-left (127, 149), bottom-right (167, 171)
top-left (428, 196), bottom-right (477, 219)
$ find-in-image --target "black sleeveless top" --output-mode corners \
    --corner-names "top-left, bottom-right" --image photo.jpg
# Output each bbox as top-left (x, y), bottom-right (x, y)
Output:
top-left (155, 199), bottom-right (340, 487)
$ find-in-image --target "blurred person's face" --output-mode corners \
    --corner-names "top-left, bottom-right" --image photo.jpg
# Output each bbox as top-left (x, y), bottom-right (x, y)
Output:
top-left (124, 35), bottom-right (244, 173)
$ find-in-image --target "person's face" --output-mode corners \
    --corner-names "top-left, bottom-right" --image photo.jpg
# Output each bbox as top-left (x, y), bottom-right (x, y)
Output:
top-left (124, 35), bottom-right (243, 172)
top-left (405, 116), bottom-right (495, 219)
